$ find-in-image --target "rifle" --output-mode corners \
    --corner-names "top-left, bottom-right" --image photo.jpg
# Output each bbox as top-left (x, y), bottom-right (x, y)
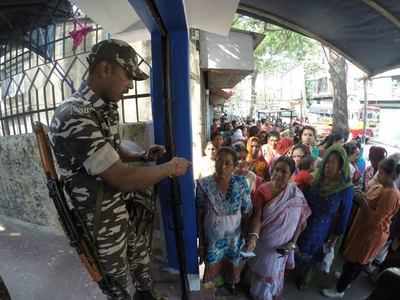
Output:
top-left (33, 122), bottom-right (121, 296)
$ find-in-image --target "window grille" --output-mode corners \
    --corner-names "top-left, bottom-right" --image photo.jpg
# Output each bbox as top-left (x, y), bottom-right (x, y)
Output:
top-left (0, 18), bottom-right (151, 136)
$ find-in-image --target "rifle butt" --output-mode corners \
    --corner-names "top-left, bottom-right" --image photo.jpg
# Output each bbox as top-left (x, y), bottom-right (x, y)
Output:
top-left (79, 254), bottom-right (103, 282)
top-left (33, 122), bottom-right (58, 180)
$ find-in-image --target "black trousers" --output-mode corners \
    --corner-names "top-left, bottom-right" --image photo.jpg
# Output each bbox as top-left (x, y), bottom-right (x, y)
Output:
top-left (336, 261), bottom-right (364, 293)
top-left (367, 268), bottom-right (400, 300)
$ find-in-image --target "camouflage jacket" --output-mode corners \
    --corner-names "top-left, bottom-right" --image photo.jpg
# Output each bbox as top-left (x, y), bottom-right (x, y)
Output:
top-left (49, 81), bottom-right (123, 215)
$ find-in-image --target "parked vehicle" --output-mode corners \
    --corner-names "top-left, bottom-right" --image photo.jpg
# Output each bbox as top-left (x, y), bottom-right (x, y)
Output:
top-left (307, 102), bottom-right (380, 140)
top-left (256, 108), bottom-right (297, 127)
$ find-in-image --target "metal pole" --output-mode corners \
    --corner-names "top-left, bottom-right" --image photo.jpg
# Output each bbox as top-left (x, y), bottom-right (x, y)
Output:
top-left (164, 36), bottom-right (190, 300)
top-left (362, 78), bottom-right (368, 144)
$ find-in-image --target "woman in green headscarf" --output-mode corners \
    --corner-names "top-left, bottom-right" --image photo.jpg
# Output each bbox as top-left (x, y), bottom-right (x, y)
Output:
top-left (295, 144), bottom-right (354, 289)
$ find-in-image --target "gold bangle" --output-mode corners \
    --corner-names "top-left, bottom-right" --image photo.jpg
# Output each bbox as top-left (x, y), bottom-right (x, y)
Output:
top-left (248, 232), bottom-right (259, 240)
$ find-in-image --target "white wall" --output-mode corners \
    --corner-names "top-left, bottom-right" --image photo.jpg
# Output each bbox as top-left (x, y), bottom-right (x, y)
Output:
top-left (229, 65), bottom-right (306, 117)
top-left (189, 40), bottom-right (204, 180)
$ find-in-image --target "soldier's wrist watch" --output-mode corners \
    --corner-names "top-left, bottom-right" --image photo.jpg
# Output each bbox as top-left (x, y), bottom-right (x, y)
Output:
top-left (139, 152), bottom-right (149, 162)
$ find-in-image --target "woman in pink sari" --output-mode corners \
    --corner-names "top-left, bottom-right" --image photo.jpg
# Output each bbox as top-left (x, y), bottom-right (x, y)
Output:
top-left (246, 156), bottom-right (311, 300)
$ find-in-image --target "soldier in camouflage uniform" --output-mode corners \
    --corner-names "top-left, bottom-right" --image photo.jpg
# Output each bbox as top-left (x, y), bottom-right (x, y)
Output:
top-left (107, 105), bottom-right (164, 299)
top-left (105, 85), bottom-right (161, 299)
top-left (49, 39), bottom-right (190, 300)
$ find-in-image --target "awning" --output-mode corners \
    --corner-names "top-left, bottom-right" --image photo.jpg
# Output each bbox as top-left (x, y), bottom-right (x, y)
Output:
top-left (210, 88), bottom-right (234, 99)
top-left (238, 0), bottom-right (400, 77)
top-left (184, 0), bottom-right (240, 36)
top-left (209, 88), bottom-right (234, 106)
top-left (73, 0), bottom-right (240, 42)
top-left (200, 29), bottom-right (264, 90)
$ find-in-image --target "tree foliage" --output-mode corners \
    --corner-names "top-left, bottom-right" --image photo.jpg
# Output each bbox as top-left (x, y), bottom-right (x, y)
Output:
top-left (231, 15), bottom-right (349, 129)
top-left (232, 15), bottom-right (320, 74)
top-left (231, 14), bottom-right (322, 117)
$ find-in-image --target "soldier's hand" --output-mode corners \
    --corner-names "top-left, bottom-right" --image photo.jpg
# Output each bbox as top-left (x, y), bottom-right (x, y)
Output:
top-left (167, 157), bottom-right (191, 177)
top-left (146, 144), bottom-right (166, 161)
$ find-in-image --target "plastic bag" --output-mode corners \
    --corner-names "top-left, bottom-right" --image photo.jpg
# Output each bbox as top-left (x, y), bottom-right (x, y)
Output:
top-left (321, 244), bottom-right (335, 274)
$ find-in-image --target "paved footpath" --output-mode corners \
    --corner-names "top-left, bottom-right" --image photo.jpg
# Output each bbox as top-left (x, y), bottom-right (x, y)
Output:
top-left (0, 215), bottom-right (373, 300)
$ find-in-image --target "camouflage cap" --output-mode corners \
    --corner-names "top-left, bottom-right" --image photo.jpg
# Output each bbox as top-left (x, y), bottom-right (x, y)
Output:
top-left (87, 39), bottom-right (149, 81)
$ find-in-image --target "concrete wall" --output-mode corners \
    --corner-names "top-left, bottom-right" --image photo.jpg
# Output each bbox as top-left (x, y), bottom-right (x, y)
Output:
top-left (189, 40), bottom-right (204, 180)
top-left (0, 123), bottom-right (153, 233)
top-left (0, 134), bottom-right (55, 228)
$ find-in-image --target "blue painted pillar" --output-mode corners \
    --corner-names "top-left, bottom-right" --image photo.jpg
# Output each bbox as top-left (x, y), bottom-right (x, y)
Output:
top-left (150, 30), bottom-right (198, 276)
top-left (168, 30), bottom-right (198, 276)
top-left (129, 0), bottom-right (198, 281)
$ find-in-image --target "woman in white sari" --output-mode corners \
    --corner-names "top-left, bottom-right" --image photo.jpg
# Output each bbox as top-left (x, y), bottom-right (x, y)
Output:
top-left (246, 156), bottom-right (311, 300)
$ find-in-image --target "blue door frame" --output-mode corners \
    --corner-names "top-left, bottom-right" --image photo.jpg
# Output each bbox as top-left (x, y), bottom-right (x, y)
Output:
top-left (128, 0), bottom-right (198, 282)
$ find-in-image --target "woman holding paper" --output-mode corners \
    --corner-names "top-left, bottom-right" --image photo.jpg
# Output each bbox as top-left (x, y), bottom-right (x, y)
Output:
top-left (245, 156), bottom-right (311, 300)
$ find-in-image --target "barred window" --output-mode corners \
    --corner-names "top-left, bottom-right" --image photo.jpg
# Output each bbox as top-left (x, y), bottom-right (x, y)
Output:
top-left (0, 19), bottom-right (152, 136)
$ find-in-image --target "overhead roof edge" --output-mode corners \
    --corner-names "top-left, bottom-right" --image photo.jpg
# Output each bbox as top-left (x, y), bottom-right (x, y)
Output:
top-left (362, 0), bottom-right (400, 30)
top-left (237, 3), bottom-right (373, 76)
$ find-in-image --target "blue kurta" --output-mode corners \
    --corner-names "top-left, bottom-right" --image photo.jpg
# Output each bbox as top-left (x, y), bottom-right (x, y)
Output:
top-left (197, 175), bottom-right (252, 266)
top-left (298, 186), bottom-right (354, 261)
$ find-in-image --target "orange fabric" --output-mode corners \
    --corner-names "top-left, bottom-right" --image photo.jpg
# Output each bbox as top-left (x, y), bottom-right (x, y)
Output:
top-left (292, 170), bottom-right (313, 191)
top-left (251, 159), bottom-right (269, 180)
top-left (246, 137), bottom-right (270, 180)
top-left (344, 185), bottom-right (400, 264)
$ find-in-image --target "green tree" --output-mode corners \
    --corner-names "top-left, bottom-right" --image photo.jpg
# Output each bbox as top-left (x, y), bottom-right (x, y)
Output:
top-left (232, 15), bottom-right (321, 118)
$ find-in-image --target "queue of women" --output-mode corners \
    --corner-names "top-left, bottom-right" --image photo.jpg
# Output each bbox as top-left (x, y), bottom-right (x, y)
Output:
top-left (195, 118), bottom-right (400, 299)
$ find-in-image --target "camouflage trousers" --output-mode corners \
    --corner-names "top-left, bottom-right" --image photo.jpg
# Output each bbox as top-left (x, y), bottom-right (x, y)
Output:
top-left (81, 189), bottom-right (155, 300)
top-left (127, 201), bottom-right (154, 292)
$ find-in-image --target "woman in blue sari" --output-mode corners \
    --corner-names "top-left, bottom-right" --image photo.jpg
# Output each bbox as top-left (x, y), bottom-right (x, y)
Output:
top-left (197, 147), bottom-right (252, 293)
top-left (296, 144), bottom-right (354, 289)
